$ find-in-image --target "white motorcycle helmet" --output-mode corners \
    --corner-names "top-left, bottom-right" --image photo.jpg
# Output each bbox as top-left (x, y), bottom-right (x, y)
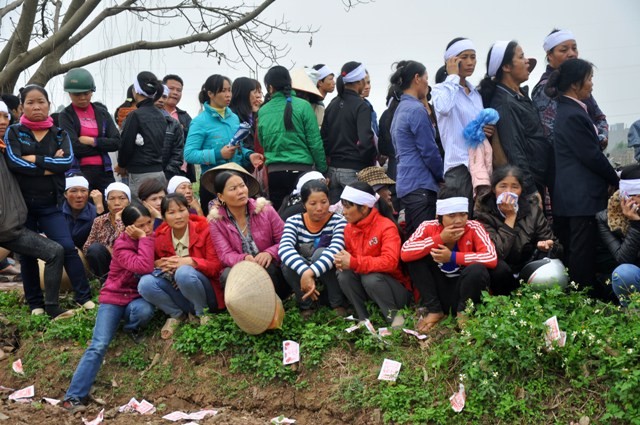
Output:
top-left (519, 257), bottom-right (569, 290)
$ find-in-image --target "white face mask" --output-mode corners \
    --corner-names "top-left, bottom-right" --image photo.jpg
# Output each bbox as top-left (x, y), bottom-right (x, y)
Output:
top-left (496, 191), bottom-right (519, 218)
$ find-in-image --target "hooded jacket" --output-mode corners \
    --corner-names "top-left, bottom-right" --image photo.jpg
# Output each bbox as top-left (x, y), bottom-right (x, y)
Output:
top-left (154, 214), bottom-right (224, 309)
top-left (208, 197), bottom-right (284, 268)
top-left (343, 208), bottom-right (414, 297)
top-left (98, 233), bottom-right (155, 306)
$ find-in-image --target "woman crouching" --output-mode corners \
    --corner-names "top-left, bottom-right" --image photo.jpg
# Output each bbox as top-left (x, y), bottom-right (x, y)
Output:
top-left (335, 182), bottom-right (413, 326)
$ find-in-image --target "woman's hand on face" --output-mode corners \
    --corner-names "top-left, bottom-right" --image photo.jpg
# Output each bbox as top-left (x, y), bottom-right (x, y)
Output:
top-left (254, 252), bottom-right (272, 268)
top-left (220, 145), bottom-right (237, 160)
top-left (125, 224), bottom-right (146, 240)
top-left (498, 194), bottom-right (518, 218)
top-left (621, 197), bottom-right (640, 221)
top-left (537, 239), bottom-right (554, 252)
top-left (300, 269), bottom-right (319, 301)
top-left (440, 225), bottom-right (465, 245)
top-left (445, 56), bottom-right (461, 76)
top-left (249, 153), bottom-right (264, 169)
top-left (142, 200), bottom-right (162, 219)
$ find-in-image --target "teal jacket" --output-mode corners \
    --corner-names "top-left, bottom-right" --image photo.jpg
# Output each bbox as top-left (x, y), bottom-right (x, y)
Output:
top-left (257, 91), bottom-right (327, 172)
top-left (184, 102), bottom-right (252, 175)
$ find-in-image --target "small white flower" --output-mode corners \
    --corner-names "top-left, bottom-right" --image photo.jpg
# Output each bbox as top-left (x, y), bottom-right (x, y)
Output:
top-left (570, 281), bottom-right (579, 290)
top-left (605, 278), bottom-right (611, 286)
top-left (510, 309), bottom-right (517, 316)
top-left (588, 333), bottom-right (595, 341)
top-left (594, 309), bottom-right (601, 314)
top-left (514, 302), bottom-right (521, 308)
top-left (596, 339), bottom-right (603, 345)
top-left (519, 319), bottom-right (527, 327)
top-left (628, 348), bottom-right (634, 354)
top-left (491, 333), bottom-right (498, 339)
top-left (516, 291), bottom-right (523, 297)
top-left (571, 331), bottom-right (578, 338)
top-left (481, 379), bottom-right (489, 386)
top-left (459, 373), bottom-right (466, 382)
top-left (532, 293), bottom-right (541, 300)
top-left (492, 371), bottom-right (499, 378)
top-left (515, 345), bottom-right (521, 350)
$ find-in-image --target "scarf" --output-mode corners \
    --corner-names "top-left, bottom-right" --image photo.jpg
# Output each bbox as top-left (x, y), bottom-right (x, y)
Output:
top-left (607, 190), bottom-right (629, 235)
top-left (20, 115), bottom-right (54, 131)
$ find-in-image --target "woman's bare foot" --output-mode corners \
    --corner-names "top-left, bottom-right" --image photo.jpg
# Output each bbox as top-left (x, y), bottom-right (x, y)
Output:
top-left (416, 312), bottom-right (446, 333)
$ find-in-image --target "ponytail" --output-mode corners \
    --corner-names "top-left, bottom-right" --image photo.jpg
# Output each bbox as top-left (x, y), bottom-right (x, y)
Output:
top-left (389, 60), bottom-right (427, 93)
top-left (198, 74), bottom-right (231, 105)
top-left (479, 41), bottom-right (518, 107)
top-left (337, 61), bottom-right (363, 98)
top-left (135, 71), bottom-right (164, 102)
top-left (544, 58), bottom-right (593, 99)
top-left (282, 86), bottom-right (294, 131)
top-left (264, 66), bottom-right (295, 132)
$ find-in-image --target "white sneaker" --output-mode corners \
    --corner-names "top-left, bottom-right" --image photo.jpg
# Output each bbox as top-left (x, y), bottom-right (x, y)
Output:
top-left (81, 300), bottom-right (96, 310)
top-left (31, 308), bottom-right (45, 316)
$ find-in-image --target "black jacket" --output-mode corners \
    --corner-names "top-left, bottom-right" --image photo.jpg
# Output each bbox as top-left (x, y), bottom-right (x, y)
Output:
top-left (0, 154), bottom-right (27, 242)
top-left (490, 84), bottom-right (552, 196)
top-left (162, 115), bottom-right (185, 180)
top-left (321, 90), bottom-right (376, 170)
top-left (58, 102), bottom-right (121, 173)
top-left (118, 99), bottom-right (167, 174)
top-left (475, 196), bottom-right (562, 272)
top-left (596, 209), bottom-right (640, 266)
top-left (4, 124), bottom-right (73, 206)
top-left (552, 96), bottom-right (618, 216)
top-left (171, 107), bottom-right (196, 181)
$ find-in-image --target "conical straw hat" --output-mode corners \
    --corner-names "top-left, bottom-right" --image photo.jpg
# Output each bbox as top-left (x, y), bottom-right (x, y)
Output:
top-left (225, 261), bottom-right (283, 335)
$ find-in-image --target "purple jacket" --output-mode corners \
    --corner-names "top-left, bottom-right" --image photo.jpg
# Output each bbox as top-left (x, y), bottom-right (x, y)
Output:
top-left (98, 233), bottom-right (155, 306)
top-left (208, 197), bottom-right (284, 267)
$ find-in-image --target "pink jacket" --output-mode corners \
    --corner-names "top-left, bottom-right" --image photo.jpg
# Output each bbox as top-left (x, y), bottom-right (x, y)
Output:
top-left (98, 233), bottom-right (155, 306)
top-left (468, 139), bottom-right (493, 196)
top-left (208, 197), bottom-right (284, 268)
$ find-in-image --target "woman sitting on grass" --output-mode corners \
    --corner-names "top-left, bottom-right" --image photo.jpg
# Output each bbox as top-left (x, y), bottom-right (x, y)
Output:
top-left (401, 186), bottom-right (498, 332)
top-left (62, 204), bottom-right (156, 412)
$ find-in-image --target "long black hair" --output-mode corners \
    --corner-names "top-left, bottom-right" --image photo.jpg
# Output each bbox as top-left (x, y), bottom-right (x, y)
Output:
top-left (478, 165), bottom-right (531, 218)
top-left (478, 41), bottom-right (518, 107)
top-left (264, 66), bottom-right (294, 131)
top-left (544, 58), bottom-right (593, 99)
top-left (230, 77), bottom-right (261, 123)
top-left (198, 74), bottom-right (231, 105)
top-left (336, 61), bottom-right (363, 97)
top-left (121, 203), bottom-right (151, 226)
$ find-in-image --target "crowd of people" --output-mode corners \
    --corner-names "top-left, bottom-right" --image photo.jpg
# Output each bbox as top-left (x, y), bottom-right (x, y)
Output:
top-left (0, 28), bottom-right (638, 412)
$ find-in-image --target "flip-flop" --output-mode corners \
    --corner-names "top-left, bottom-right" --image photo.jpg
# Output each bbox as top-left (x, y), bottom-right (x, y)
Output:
top-left (161, 317), bottom-right (182, 340)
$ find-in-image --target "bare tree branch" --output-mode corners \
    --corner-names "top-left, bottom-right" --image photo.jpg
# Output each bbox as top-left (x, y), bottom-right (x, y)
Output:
top-left (0, 0), bottom-right (24, 20)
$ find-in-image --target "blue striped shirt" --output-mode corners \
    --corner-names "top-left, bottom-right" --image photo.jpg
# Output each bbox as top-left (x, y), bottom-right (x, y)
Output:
top-left (431, 75), bottom-right (484, 173)
top-left (278, 213), bottom-right (346, 277)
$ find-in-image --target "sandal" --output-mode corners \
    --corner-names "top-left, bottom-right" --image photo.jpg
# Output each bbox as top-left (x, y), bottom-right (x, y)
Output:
top-left (416, 312), bottom-right (446, 333)
top-left (161, 317), bottom-right (183, 340)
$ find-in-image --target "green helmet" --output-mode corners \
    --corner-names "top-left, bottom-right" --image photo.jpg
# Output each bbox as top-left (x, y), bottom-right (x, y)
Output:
top-left (63, 68), bottom-right (96, 93)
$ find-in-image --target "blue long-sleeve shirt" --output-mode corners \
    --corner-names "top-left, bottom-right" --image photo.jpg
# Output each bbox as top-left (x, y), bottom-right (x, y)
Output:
top-left (390, 94), bottom-right (443, 198)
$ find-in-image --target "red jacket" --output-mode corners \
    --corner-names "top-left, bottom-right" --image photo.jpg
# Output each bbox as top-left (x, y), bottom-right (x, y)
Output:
top-left (401, 219), bottom-right (498, 269)
top-left (343, 209), bottom-right (414, 297)
top-left (154, 215), bottom-right (225, 309)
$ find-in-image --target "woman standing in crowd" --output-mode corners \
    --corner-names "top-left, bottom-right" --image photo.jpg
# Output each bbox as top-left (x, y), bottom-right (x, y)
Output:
top-left (206, 164), bottom-right (289, 299)
top-left (336, 182), bottom-right (413, 326)
top-left (4, 85), bottom-right (94, 311)
top-left (390, 60), bottom-right (444, 236)
top-left (597, 164), bottom-right (640, 307)
top-left (59, 68), bottom-right (121, 194)
top-left (322, 61), bottom-right (377, 203)
top-left (532, 29), bottom-right (609, 150)
top-left (185, 74), bottom-right (263, 215)
top-left (475, 165), bottom-right (561, 295)
top-left (401, 187), bottom-right (497, 332)
top-left (114, 85), bottom-right (136, 129)
top-left (118, 72), bottom-right (167, 198)
top-left (257, 66), bottom-right (327, 210)
top-left (62, 205), bottom-right (156, 412)
top-left (0, 100), bottom-right (72, 319)
top-left (546, 58), bottom-right (618, 290)
top-left (431, 38), bottom-right (493, 214)
top-left (279, 180), bottom-right (348, 317)
top-left (229, 77), bottom-right (263, 152)
top-left (83, 182), bottom-right (130, 283)
top-left (377, 88), bottom-right (401, 181)
top-left (138, 194), bottom-right (223, 339)
top-left (478, 41), bottom-right (551, 201)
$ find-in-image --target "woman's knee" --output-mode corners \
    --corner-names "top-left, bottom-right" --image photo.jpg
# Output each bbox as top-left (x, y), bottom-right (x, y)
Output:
top-left (174, 265), bottom-right (198, 283)
top-left (137, 275), bottom-right (158, 295)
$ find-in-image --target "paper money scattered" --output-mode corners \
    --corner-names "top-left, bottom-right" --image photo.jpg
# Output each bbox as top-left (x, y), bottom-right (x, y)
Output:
top-left (8, 385), bottom-right (34, 400)
top-left (377, 359), bottom-right (402, 382)
top-left (403, 328), bottom-right (428, 340)
top-left (450, 384), bottom-right (466, 412)
top-left (282, 340), bottom-right (300, 365)
top-left (12, 359), bottom-right (23, 375)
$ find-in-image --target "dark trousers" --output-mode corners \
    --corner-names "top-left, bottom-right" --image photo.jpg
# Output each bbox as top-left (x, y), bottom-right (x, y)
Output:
top-left (400, 189), bottom-right (437, 237)
top-left (1, 229), bottom-right (65, 310)
top-left (488, 260), bottom-right (520, 295)
top-left (80, 165), bottom-right (115, 195)
top-left (85, 243), bottom-right (112, 284)
top-left (23, 201), bottom-right (92, 306)
top-left (407, 256), bottom-right (489, 314)
top-left (268, 170), bottom-right (303, 211)
top-left (199, 184), bottom-right (216, 217)
top-left (220, 262), bottom-right (291, 301)
top-left (337, 270), bottom-right (411, 322)
top-left (553, 215), bottom-right (598, 289)
top-left (443, 164), bottom-right (474, 217)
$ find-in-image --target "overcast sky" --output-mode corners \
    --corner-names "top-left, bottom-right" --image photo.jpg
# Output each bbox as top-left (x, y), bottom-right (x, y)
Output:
top-left (7, 0), bottom-right (640, 128)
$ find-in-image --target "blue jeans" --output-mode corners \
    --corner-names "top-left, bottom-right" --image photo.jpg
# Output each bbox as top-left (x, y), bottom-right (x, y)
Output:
top-left (138, 265), bottom-right (217, 317)
top-left (327, 167), bottom-right (359, 204)
top-left (22, 200), bottom-right (92, 306)
top-left (611, 263), bottom-right (640, 307)
top-left (64, 299), bottom-right (154, 401)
